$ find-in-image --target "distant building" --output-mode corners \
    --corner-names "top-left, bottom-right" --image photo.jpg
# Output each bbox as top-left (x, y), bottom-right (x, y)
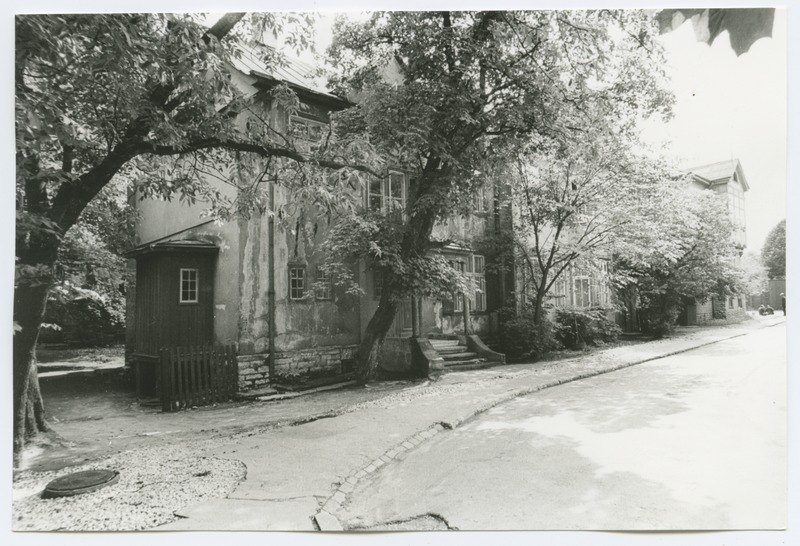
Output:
top-left (682, 159), bottom-right (750, 323)
top-left (687, 159), bottom-right (749, 251)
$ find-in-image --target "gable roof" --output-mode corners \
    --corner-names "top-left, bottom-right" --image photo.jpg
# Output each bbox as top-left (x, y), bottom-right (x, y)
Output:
top-left (230, 43), bottom-right (349, 109)
top-left (685, 159), bottom-right (750, 191)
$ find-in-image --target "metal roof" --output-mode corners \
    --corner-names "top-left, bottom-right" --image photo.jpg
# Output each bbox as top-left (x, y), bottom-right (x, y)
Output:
top-left (230, 42), bottom-right (347, 105)
top-left (125, 240), bottom-right (219, 258)
top-left (685, 159), bottom-right (750, 191)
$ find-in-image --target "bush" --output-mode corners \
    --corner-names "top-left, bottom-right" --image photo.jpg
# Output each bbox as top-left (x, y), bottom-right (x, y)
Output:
top-left (639, 300), bottom-right (681, 339)
top-left (640, 306), bottom-right (679, 339)
top-left (496, 306), bottom-right (562, 360)
top-left (555, 307), bottom-right (621, 349)
top-left (42, 282), bottom-right (125, 346)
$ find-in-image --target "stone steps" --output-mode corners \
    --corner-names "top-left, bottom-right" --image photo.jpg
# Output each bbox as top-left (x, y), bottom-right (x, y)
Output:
top-left (444, 359), bottom-right (494, 371)
top-left (440, 351), bottom-right (480, 361)
top-left (428, 339), bottom-right (487, 370)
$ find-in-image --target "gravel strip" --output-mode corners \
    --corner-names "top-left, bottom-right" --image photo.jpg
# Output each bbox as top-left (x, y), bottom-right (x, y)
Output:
top-left (13, 445), bottom-right (245, 531)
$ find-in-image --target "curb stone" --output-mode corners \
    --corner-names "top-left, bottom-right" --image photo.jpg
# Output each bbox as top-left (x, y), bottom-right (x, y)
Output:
top-left (311, 325), bottom-right (764, 531)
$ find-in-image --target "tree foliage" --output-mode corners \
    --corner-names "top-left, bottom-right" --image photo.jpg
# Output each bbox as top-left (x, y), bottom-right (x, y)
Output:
top-left (13, 12), bottom-right (371, 461)
top-left (506, 131), bottom-right (663, 326)
top-left (325, 10), bottom-right (673, 380)
top-left (612, 173), bottom-right (742, 335)
top-left (761, 219), bottom-right (785, 279)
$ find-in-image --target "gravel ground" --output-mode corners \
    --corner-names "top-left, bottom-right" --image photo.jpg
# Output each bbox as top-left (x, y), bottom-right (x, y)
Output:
top-left (12, 445), bottom-right (246, 531)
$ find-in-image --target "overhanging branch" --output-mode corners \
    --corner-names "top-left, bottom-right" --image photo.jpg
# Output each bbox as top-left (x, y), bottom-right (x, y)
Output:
top-left (134, 138), bottom-right (382, 177)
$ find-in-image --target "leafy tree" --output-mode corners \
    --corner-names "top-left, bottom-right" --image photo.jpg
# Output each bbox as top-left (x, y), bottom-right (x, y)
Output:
top-left (43, 180), bottom-right (137, 344)
top-left (325, 10), bottom-right (672, 383)
top-left (503, 132), bottom-right (664, 330)
top-left (612, 176), bottom-right (741, 336)
top-left (761, 219), bottom-right (785, 279)
top-left (739, 249), bottom-right (769, 298)
top-left (14, 12), bottom-right (372, 463)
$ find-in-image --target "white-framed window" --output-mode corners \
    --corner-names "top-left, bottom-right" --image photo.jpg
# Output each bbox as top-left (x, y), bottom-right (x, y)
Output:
top-left (471, 255), bottom-right (486, 312)
top-left (367, 171), bottom-right (407, 213)
top-left (315, 267), bottom-right (332, 300)
top-left (289, 267), bottom-right (306, 300)
top-left (443, 259), bottom-right (466, 313)
top-left (443, 256), bottom-right (488, 313)
top-left (574, 277), bottom-right (591, 308)
top-left (180, 268), bottom-right (199, 303)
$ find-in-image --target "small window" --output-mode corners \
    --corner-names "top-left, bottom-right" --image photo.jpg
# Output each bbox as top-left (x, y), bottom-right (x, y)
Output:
top-left (446, 260), bottom-right (465, 313)
top-left (388, 172), bottom-right (405, 211)
top-left (367, 171), bottom-right (407, 213)
top-left (316, 267), bottom-right (332, 300)
top-left (453, 292), bottom-right (464, 313)
top-left (469, 255), bottom-right (486, 312)
top-left (369, 178), bottom-right (384, 211)
top-left (290, 116), bottom-right (326, 143)
top-left (289, 267), bottom-right (306, 300)
top-left (473, 185), bottom-right (489, 213)
top-left (180, 268), bottom-right (199, 303)
top-left (474, 276), bottom-right (486, 312)
top-left (472, 255), bottom-right (485, 275)
top-left (574, 277), bottom-right (591, 308)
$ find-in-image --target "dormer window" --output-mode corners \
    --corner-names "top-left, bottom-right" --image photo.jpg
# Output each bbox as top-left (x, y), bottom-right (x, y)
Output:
top-left (290, 116), bottom-right (326, 151)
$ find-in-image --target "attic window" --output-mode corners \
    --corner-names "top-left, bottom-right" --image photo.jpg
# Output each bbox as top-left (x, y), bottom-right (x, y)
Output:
top-left (290, 116), bottom-right (326, 144)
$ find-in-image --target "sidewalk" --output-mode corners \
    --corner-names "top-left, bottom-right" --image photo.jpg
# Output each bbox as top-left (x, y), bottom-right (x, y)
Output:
top-left (152, 316), bottom-right (785, 531)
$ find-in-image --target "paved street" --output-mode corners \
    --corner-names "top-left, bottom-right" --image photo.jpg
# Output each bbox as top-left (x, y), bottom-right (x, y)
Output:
top-left (339, 323), bottom-right (787, 530)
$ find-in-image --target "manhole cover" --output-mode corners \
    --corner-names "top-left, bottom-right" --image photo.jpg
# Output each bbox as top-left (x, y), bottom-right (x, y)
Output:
top-left (43, 469), bottom-right (120, 498)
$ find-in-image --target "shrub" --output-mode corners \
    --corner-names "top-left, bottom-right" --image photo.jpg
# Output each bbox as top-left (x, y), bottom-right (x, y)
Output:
top-left (555, 307), bottom-right (621, 349)
top-left (640, 304), bottom-right (680, 339)
top-left (496, 305), bottom-right (562, 360)
top-left (42, 282), bottom-right (125, 346)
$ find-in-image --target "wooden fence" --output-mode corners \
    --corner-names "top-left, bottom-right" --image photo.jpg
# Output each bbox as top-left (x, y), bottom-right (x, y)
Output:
top-left (158, 344), bottom-right (238, 412)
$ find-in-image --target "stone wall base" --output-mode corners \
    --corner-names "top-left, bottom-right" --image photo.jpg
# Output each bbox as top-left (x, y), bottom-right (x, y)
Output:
top-left (237, 345), bottom-right (359, 391)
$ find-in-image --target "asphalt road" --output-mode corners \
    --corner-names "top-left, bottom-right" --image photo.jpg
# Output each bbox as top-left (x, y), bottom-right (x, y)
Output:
top-left (339, 323), bottom-right (787, 531)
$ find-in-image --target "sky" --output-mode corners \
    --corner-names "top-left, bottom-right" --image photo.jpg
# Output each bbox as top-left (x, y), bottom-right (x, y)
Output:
top-left (641, 8), bottom-right (787, 251)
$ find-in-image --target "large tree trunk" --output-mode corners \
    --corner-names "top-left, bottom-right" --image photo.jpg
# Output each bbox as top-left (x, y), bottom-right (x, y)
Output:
top-left (13, 282), bottom-right (52, 467)
top-left (354, 172), bottom-right (441, 383)
top-left (12, 13), bottom-right (248, 466)
top-left (354, 296), bottom-right (399, 385)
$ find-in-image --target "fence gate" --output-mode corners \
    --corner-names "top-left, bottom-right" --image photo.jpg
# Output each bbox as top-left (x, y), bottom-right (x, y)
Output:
top-left (158, 344), bottom-right (238, 412)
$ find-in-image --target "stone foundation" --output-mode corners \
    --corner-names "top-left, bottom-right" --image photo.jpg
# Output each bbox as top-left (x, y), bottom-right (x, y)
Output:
top-left (237, 345), bottom-right (359, 391)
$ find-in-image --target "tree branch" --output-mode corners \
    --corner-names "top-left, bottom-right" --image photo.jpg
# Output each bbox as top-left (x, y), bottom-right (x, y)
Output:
top-left (134, 137), bottom-right (381, 177)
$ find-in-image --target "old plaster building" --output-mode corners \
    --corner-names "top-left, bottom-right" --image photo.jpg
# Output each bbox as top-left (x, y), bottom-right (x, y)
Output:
top-left (125, 49), bottom-right (511, 397)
